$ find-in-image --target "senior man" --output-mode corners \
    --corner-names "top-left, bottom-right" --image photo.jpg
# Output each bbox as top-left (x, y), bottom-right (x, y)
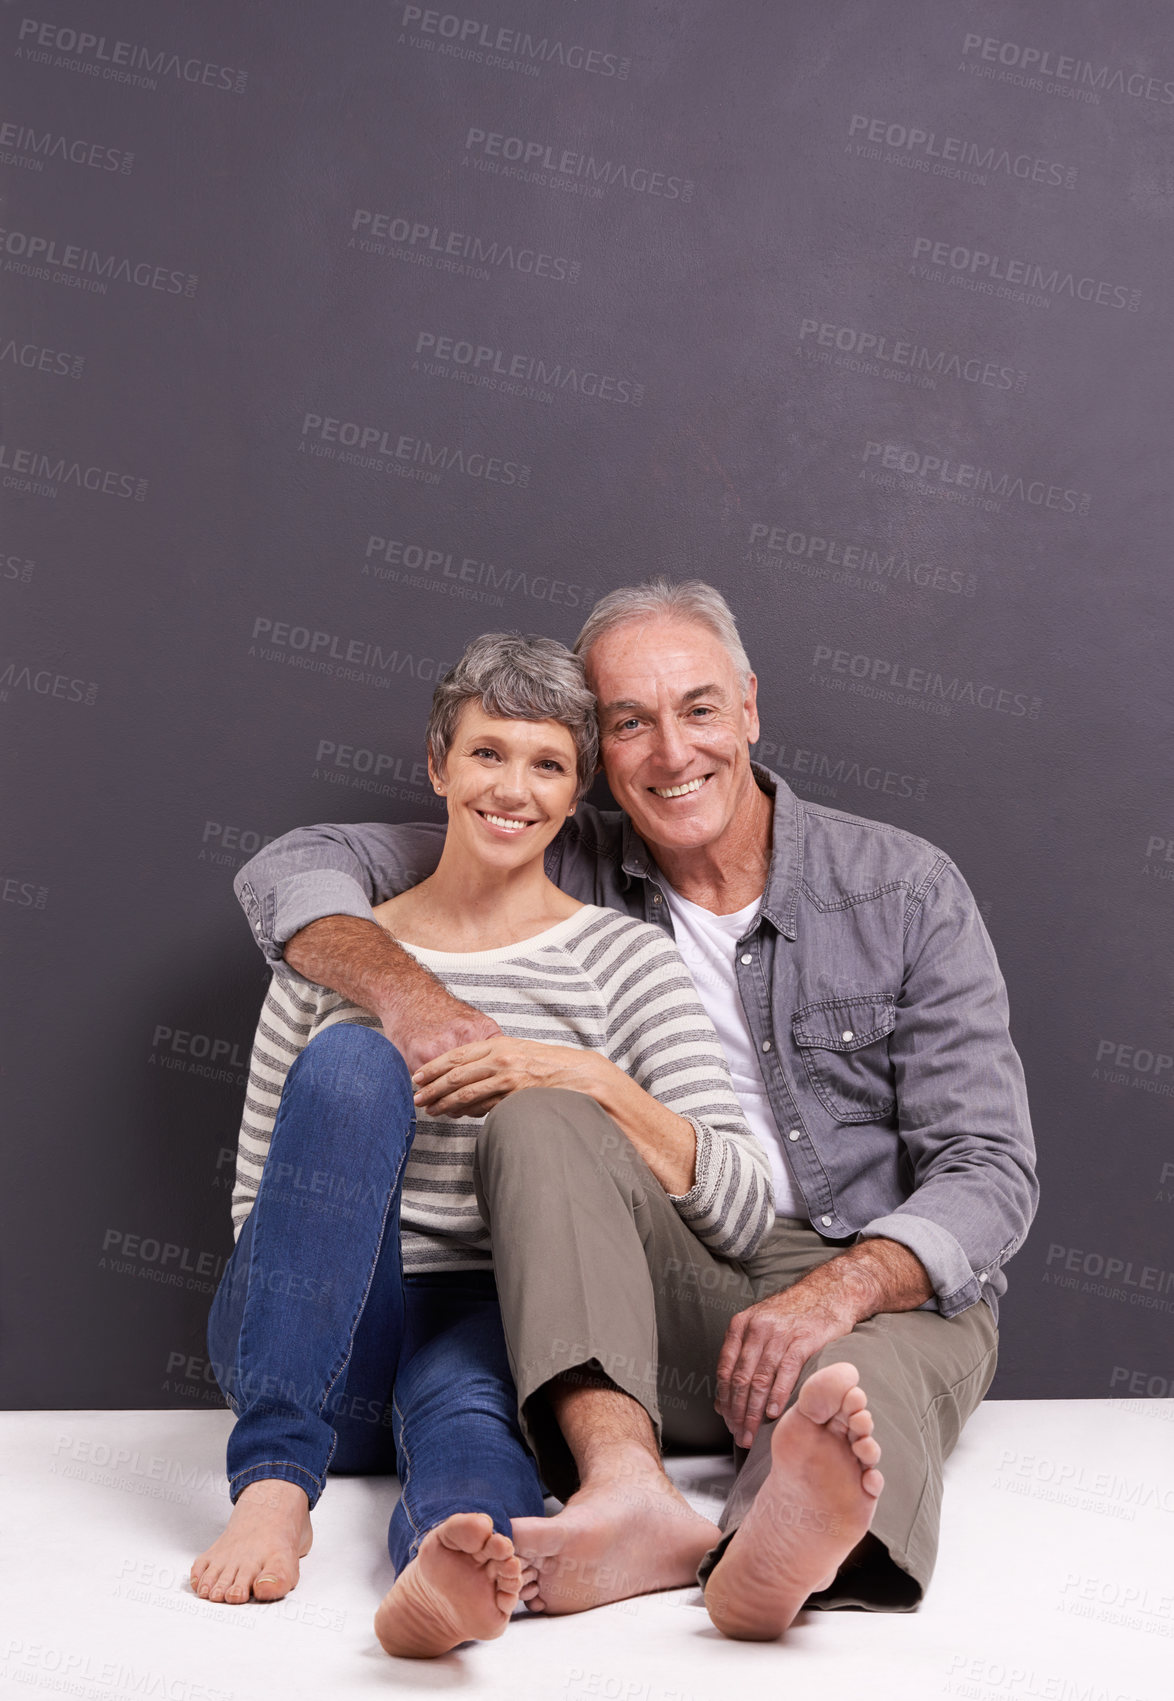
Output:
top-left (234, 580), bottom-right (1036, 1638)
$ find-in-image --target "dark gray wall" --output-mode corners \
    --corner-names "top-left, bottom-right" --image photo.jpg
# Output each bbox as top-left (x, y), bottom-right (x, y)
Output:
top-left (3, 2), bottom-right (1170, 1410)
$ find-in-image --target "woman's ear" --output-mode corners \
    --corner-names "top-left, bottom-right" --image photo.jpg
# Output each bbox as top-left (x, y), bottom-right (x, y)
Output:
top-left (427, 751), bottom-right (446, 796)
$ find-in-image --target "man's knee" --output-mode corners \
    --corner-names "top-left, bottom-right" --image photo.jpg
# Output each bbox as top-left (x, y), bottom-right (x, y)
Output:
top-left (286, 1022), bottom-right (412, 1116)
top-left (477, 1087), bottom-right (628, 1186)
top-left (481, 1086), bottom-right (605, 1149)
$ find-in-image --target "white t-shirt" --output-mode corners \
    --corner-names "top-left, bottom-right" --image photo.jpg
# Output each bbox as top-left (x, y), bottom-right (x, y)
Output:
top-left (661, 881), bottom-right (807, 1219)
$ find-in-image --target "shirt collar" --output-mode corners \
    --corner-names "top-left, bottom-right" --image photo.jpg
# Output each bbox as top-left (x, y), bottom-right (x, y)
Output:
top-left (619, 762), bottom-right (802, 939)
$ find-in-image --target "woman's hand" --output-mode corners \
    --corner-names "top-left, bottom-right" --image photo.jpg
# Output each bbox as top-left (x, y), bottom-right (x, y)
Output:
top-left (411, 1036), bottom-right (615, 1118)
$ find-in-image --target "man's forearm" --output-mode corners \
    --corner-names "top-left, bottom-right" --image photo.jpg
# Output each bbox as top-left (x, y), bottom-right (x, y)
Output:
top-left (285, 915), bottom-right (436, 1008)
top-left (284, 916), bottom-right (500, 1071)
top-left (795, 1237), bottom-right (933, 1327)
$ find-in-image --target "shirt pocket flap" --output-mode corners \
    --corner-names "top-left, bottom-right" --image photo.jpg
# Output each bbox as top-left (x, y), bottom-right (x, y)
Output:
top-left (792, 996), bottom-right (896, 1053)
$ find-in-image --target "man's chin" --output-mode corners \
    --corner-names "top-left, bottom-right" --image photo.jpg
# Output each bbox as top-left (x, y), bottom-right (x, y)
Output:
top-left (626, 804), bottom-right (728, 853)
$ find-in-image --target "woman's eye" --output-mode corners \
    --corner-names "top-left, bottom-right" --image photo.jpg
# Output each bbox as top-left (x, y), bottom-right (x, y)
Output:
top-left (472, 747), bottom-right (500, 760)
top-left (537, 760), bottom-right (566, 773)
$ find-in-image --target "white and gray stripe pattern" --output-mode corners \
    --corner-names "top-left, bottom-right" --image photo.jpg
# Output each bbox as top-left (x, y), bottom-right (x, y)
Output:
top-left (232, 905), bottom-right (773, 1272)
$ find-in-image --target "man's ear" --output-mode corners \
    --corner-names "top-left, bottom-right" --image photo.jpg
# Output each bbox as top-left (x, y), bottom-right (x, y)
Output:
top-left (743, 672), bottom-right (761, 746)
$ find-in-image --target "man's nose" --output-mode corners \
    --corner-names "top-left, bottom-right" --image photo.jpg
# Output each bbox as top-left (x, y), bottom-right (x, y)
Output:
top-left (650, 716), bottom-right (690, 770)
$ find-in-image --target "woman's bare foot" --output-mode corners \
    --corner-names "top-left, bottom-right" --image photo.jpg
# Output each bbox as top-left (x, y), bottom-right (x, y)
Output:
top-left (190, 1478), bottom-right (313, 1604)
top-left (512, 1447), bottom-right (722, 1615)
top-left (704, 1361), bottom-right (883, 1640)
top-left (374, 1513), bottom-right (523, 1658)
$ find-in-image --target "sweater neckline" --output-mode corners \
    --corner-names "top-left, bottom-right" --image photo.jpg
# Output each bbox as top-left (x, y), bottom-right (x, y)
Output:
top-left (396, 904), bottom-right (602, 968)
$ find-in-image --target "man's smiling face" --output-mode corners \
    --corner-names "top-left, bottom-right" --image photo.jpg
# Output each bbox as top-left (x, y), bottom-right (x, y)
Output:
top-left (584, 616), bottom-right (761, 857)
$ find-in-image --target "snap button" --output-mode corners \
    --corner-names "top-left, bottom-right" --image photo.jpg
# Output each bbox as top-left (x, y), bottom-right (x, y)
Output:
top-left (787, 1129), bottom-right (801, 1142)
top-left (740, 953), bottom-right (752, 965)
top-left (761, 1040), bottom-right (772, 1052)
top-left (652, 893), bottom-right (661, 905)
top-left (841, 1029), bottom-right (855, 1042)
top-left (820, 1215), bottom-right (832, 1227)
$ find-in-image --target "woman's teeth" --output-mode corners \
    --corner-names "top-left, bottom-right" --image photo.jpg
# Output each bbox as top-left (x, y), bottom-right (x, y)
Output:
top-left (651, 777), bottom-right (706, 798)
top-left (482, 813), bottom-right (530, 832)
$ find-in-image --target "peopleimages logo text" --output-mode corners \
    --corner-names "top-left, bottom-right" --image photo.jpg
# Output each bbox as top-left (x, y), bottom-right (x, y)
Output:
top-left (15, 19), bottom-right (247, 93)
top-left (912, 236), bottom-right (1140, 311)
top-left (463, 128), bottom-right (691, 200)
top-left (811, 645), bottom-right (1042, 719)
top-left (399, 8), bottom-right (630, 78)
top-left (0, 119), bottom-right (134, 174)
top-left (0, 227), bottom-right (197, 296)
top-left (300, 413), bottom-right (530, 487)
top-left (961, 34), bottom-right (1174, 104)
top-left (862, 441), bottom-right (1090, 515)
top-left (351, 209), bottom-right (579, 283)
top-left (848, 114), bottom-right (1075, 187)
top-left (414, 331), bottom-right (643, 406)
top-left (0, 441), bottom-right (146, 500)
top-left (800, 318), bottom-right (1023, 392)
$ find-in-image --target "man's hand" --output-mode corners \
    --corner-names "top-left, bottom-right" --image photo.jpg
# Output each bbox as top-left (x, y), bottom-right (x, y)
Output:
top-left (411, 1037), bottom-right (610, 1118)
top-left (715, 1280), bottom-right (856, 1450)
top-left (715, 1238), bottom-right (933, 1448)
top-left (380, 984), bottom-right (502, 1077)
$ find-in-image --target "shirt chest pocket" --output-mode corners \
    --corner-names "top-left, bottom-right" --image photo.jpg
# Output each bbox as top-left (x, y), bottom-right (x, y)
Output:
top-left (791, 995), bottom-right (897, 1124)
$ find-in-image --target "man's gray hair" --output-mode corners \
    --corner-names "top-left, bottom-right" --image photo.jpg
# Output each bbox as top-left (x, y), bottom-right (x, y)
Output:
top-left (427, 632), bottom-right (599, 796)
top-left (573, 579), bottom-right (752, 688)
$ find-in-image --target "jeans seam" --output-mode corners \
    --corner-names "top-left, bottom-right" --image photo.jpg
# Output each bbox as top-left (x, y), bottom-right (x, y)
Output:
top-left (392, 1387), bottom-right (425, 1563)
top-left (315, 1126), bottom-right (412, 1426)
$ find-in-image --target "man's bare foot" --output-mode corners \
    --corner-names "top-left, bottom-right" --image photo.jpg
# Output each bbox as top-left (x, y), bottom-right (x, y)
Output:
top-left (374, 1513), bottom-right (523, 1658)
top-left (704, 1361), bottom-right (883, 1640)
top-left (512, 1446), bottom-right (722, 1615)
top-left (191, 1479), bottom-right (313, 1604)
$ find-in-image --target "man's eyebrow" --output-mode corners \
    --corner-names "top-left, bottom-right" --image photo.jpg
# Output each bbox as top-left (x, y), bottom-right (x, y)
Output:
top-left (600, 683), bottom-right (723, 717)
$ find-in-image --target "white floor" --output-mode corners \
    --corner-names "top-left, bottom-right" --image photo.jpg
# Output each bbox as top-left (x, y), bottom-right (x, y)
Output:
top-left (3, 1400), bottom-right (1170, 1701)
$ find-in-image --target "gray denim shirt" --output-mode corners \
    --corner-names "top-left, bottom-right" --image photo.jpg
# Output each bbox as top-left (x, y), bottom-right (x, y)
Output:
top-left (235, 767), bottom-right (1037, 1322)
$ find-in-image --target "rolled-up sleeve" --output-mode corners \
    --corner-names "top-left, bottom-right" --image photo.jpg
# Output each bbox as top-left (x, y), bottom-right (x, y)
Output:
top-left (856, 862), bottom-right (1039, 1317)
top-left (234, 822), bottom-right (445, 964)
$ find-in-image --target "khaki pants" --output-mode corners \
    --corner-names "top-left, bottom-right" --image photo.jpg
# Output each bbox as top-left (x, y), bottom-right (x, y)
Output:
top-left (475, 1088), bottom-right (997, 1609)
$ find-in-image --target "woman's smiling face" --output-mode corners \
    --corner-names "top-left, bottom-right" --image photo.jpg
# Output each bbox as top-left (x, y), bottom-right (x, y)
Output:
top-left (431, 702), bottom-right (580, 867)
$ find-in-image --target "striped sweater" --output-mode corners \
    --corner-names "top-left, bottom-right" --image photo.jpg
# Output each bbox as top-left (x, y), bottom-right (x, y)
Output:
top-left (232, 904), bottom-right (773, 1272)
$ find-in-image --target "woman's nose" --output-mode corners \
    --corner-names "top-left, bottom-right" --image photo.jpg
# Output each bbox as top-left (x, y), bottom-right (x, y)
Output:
top-left (492, 764), bottom-right (530, 800)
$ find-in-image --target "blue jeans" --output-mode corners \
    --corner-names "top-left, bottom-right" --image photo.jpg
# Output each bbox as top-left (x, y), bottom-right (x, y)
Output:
top-left (206, 1023), bottom-right (545, 1573)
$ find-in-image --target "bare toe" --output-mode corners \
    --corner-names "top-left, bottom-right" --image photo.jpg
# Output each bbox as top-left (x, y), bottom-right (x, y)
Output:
top-left (797, 1362), bottom-right (859, 1424)
top-left (852, 1434), bottom-right (881, 1468)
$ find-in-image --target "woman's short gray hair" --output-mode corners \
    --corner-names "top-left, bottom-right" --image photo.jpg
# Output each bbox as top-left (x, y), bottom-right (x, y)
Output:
top-left (427, 632), bottom-right (599, 796)
top-left (572, 579), bottom-right (752, 688)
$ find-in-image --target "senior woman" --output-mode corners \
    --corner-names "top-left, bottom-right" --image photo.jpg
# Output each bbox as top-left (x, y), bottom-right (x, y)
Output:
top-left (192, 633), bottom-right (772, 1657)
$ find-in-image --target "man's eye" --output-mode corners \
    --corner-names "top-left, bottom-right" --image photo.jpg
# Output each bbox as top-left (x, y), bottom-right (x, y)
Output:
top-left (689, 706), bottom-right (714, 718)
top-left (616, 718), bottom-right (642, 732)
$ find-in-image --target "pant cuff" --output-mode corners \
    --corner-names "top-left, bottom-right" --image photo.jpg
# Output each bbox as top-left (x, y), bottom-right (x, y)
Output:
top-left (697, 1527), bottom-right (925, 1612)
top-left (228, 1460), bottom-right (323, 1509)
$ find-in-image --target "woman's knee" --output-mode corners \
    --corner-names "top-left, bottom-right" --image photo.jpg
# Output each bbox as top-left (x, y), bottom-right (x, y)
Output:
top-left (286, 1022), bottom-right (413, 1120)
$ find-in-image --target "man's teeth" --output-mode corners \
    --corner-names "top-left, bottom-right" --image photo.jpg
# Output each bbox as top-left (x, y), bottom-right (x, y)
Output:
top-left (483, 813), bottom-right (530, 831)
top-left (652, 777), bottom-right (707, 799)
